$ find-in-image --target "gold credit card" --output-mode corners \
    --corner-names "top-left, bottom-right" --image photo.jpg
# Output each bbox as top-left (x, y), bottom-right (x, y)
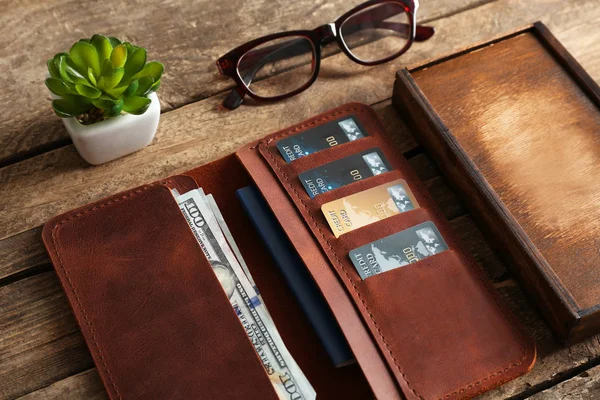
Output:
top-left (321, 179), bottom-right (419, 237)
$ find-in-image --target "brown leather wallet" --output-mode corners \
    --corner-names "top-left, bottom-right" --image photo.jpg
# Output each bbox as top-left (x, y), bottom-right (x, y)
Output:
top-left (43, 103), bottom-right (536, 400)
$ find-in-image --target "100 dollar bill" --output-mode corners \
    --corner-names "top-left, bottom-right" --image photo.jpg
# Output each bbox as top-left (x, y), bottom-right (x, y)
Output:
top-left (174, 189), bottom-right (315, 400)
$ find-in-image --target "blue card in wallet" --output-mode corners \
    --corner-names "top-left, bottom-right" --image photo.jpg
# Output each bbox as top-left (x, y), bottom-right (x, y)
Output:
top-left (237, 186), bottom-right (355, 368)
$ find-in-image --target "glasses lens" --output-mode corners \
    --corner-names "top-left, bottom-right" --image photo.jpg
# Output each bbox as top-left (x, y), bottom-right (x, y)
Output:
top-left (340, 2), bottom-right (411, 63)
top-left (237, 36), bottom-right (316, 98)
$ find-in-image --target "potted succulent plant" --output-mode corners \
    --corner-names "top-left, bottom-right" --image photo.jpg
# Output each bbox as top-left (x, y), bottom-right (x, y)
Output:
top-left (45, 34), bottom-right (163, 165)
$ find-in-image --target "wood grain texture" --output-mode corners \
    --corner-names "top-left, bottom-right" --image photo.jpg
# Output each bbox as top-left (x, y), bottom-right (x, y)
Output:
top-left (527, 364), bottom-right (600, 400)
top-left (478, 281), bottom-right (600, 399)
top-left (0, 272), bottom-right (93, 400)
top-left (16, 370), bottom-right (106, 400)
top-left (1, 0), bottom-right (600, 398)
top-left (0, 228), bottom-right (48, 281)
top-left (1, 0), bottom-right (599, 243)
top-left (412, 31), bottom-right (600, 311)
top-left (394, 18), bottom-right (600, 343)
top-left (0, 0), bottom-right (479, 166)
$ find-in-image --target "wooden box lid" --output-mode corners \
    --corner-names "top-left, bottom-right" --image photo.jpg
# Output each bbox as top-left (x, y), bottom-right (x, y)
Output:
top-left (393, 22), bottom-right (600, 343)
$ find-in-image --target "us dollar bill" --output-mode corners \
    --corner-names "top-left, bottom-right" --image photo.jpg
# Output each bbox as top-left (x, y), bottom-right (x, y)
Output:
top-left (204, 192), bottom-right (258, 290)
top-left (174, 189), bottom-right (316, 400)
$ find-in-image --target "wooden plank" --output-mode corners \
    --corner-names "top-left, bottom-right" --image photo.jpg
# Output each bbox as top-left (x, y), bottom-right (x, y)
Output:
top-left (0, 228), bottom-right (48, 282)
top-left (16, 369), bottom-right (106, 400)
top-left (0, 272), bottom-right (93, 400)
top-left (527, 364), bottom-right (600, 399)
top-left (478, 280), bottom-right (600, 399)
top-left (0, 0), bottom-right (481, 166)
top-left (29, 347), bottom-right (600, 400)
top-left (1, 0), bottom-right (599, 242)
top-left (0, 0), bottom-right (360, 166)
top-left (7, 275), bottom-right (600, 400)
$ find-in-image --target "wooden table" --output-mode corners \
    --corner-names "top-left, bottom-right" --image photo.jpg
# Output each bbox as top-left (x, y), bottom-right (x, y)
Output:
top-left (1, 0), bottom-right (599, 399)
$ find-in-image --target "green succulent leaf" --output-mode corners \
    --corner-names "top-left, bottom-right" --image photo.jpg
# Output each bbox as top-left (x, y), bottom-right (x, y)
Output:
top-left (98, 66), bottom-right (125, 90)
top-left (99, 58), bottom-right (113, 75)
top-left (52, 108), bottom-right (74, 118)
top-left (123, 95), bottom-right (151, 115)
top-left (104, 98), bottom-right (125, 117)
top-left (123, 79), bottom-right (139, 96)
top-left (69, 42), bottom-right (101, 77)
top-left (92, 97), bottom-right (117, 110)
top-left (110, 44), bottom-right (127, 68)
top-left (135, 76), bottom-right (153, 96)
top-left (91, 34), bottom-right (113, 62)
top-left (108, 36), bottom-right (122, 48)
top-left (57, 55), bottom-right (73, 84)
top-left (52, 96), bottom-right (92, 117)
top-left (87, 67), bottom-right (97, 85)
top-left (47, 35), bottom-right (162, 122)
top-left (149, 79), bottom-right (161, 93)
top-left (134, 61), bottom-right (163, 82)
top-left (45, 78), bottom-right (72, 96)
top-left (123, 42), bottom-right (135, 56)
top-left (53, 52), bottom-right (69, 61)
top-left (75, 84), bottom-right (102, 99)
top-left (124, 47), bottom-right (146, 79)
top-left (104, 85), bottom-right (129, 98)
top-left (47, 58), bottom-right (60, 79)
top-left (65, 63), bottom-right (90, 86)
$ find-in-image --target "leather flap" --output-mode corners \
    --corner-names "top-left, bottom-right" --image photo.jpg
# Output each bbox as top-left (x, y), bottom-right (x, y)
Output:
top-left (42, 178), bottom-right (277, 400)
top-left (238, 102), bottom-right (536, 400)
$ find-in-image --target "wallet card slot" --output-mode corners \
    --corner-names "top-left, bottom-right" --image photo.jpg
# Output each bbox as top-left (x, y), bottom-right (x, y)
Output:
top-left (285, 135), bottom-right (380, 175)
top-left (312, 169), bottom-right (405, 209)
top-left (254, 103), bottom-right (534, 400)
top-left (333, 208), bottom-right (452, 282)
top-left (43, 181), bottom-right (278, 400)
top-left (337, 207), bottom-right (442, 254)
top-left (354, 249), bottom-right (529, 397)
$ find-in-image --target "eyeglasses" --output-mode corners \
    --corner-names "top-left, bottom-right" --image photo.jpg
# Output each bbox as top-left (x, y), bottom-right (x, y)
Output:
top-left (216, 0), bottom-right (434, 109)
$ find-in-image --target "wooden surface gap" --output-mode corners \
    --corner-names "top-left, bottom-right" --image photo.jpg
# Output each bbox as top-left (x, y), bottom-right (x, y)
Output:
top-left (507, 356), bottom-right (600, 400)
top-left (402, 145), bottom-right (426, 159)
top-left (0, 139), bottom-right (72, 171)
top-left (418, 0), bottom-right (498, 24)
top-left (0, 263), bottom-right (52, 289)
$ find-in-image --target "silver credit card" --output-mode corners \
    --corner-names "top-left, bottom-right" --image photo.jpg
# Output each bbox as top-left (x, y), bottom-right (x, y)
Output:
top-left (349, 221), bottom-right (448, 280)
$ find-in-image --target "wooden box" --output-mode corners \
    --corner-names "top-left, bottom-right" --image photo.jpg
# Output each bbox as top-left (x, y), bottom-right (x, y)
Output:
top-left (392, 22), bottom-right (600, 343)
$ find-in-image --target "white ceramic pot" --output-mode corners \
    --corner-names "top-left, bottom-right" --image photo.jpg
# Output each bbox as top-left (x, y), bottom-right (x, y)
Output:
top-left (61, 91), bottom-right (160, 165)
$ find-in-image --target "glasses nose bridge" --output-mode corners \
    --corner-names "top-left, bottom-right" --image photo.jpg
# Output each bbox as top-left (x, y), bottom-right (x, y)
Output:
top-left (314, 23), bottom-right (337, 44)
